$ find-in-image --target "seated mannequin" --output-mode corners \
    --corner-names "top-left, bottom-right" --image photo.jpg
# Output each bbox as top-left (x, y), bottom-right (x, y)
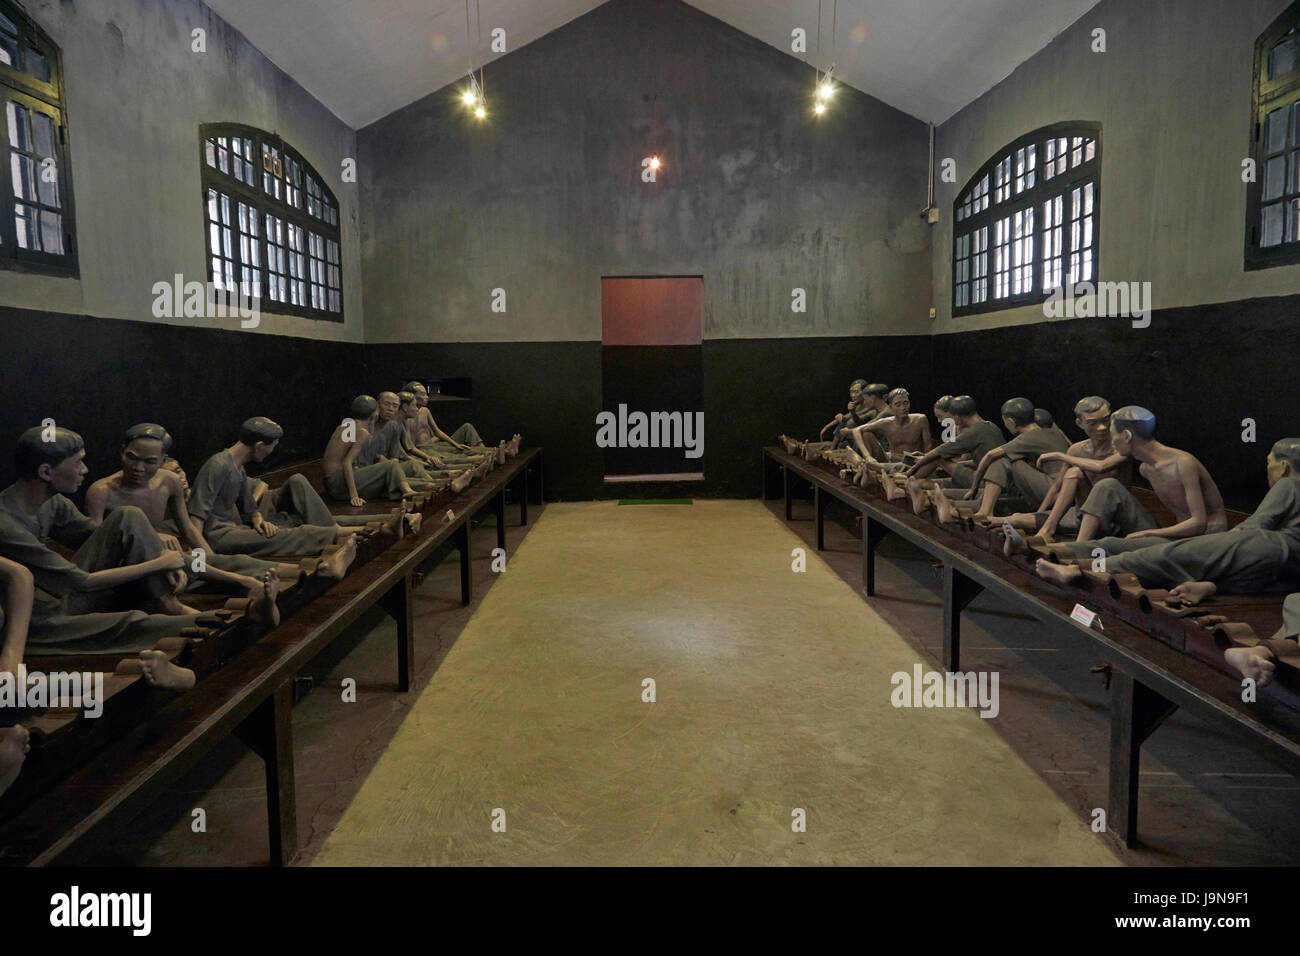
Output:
top-left (403, 381), bottom-right (512, 456)
top-left (0, 555), bottom-right (33, 796)
top-left (848, 387), bottom-right (933, 466)
top-left (1001, 397), bottom-right (1128, 545)
top-left (0, 426), bottom-right (205, 665)
top-left (399, 391), bottom-right (502, 466)
top-left (902, 396), bottom-right (1005, 515)
top-left (324, 395), bottom-right (428, 503)
top-left (1033, 406), bottom-right (1226, 560)
top-left (371, 391), bottom-right (441, 480)
top-left (1034, 407), bottom-right (1071, 446)
top-left (962, 397), bottom-right (1070, 521)
top-left (189, 418), bottom-right (357, 576)
top-left (1036, 438), bottom-right (1300, 596)
top-left (85, 423), bottom-right (290, 608)
top-left (807, 379), bottom-right (871, 456)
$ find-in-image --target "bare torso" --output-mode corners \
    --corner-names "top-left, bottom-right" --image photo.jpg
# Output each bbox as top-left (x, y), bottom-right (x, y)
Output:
top-left (1141, 449), bottom-right (1227, 529)
top-left (1068, 438), bottom-right (1129, 493)
top-left (323, 424), bottom-right (359, 478)
top-left (411, 408), bottom-right (437, 444)
top-left (88, 471), bottom-right (174, 527)
top-left (873, 414), bottom-right (932, 458)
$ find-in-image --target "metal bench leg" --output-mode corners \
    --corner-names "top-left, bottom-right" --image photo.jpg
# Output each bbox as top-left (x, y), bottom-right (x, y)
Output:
top-left (495, 488), bottom-right (507, 552)
top-left (454, 522), bottom-right (472, 605)
top-left (380, 574), bottom-right (414, 692)
top-left (520, 468), bottom-right (529, 525)
top-left (816, 486), bottom-right (825, 550)
top-left (862, 516), bottom-right (890, 596)
top-left (942, 565), bottom-right (984, 672)
top-left (1108, 672), bottom-right (1179, 848)
top-left (235, 681), bottom-right (297, 866)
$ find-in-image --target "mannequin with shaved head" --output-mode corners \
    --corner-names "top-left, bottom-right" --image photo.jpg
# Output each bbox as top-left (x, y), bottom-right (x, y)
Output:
top-left (957, 397), bottom-right (1070, 521)
top-left (1038, 438), bottom-right (1300, 600)
top-left (323, 395), bottom-right (429, 503)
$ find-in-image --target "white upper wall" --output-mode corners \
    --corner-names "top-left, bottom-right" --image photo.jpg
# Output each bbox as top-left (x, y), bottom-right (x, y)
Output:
top-left (0, 0), bottom-right (364, 342)
top-left (931, 0), bottom-right (1300, 334)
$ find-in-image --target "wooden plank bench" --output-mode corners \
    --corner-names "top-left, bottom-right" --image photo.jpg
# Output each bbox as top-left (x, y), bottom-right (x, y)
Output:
top-left (0, 447), bottom-right (542, 867)
top-left (762, 445), bottom-right (1300, 848)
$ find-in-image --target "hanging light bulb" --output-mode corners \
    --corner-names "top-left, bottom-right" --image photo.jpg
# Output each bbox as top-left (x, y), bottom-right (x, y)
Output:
top-left (474, 103), bottom-right (487, 119)
top-left (813, 102), bottom-right (826, 115)
top-left (461, 88), bottom-right (477, 106)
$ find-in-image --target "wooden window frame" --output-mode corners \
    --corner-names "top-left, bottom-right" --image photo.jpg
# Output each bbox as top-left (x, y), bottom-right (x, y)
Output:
top-left (199, 122), bottom-right (343, 322)
top-left (0, 0), bottom-right (78, 277)
top-left (952, 122), bottom-right (1100, 317)
top-left (1246, 0), bottom-right (1300, 269)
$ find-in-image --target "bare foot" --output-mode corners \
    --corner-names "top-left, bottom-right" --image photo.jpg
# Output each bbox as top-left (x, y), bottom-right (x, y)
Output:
top-left (878, 472), bottom-right (906, 501)
top-left (1035, 558), bottom-right (1083, 585)
top-left (137, 650), bottom-right (197, 691)
top-left (496, 441), bottom-right (507, 465)
top-left (318, 536), bottom-right (357, 580)
top-left (906, 479), bottom-right (930, 514)
top-left (451, 469), bottom-right (472, 493)
top-left (245, 571), bottom-right (281, 628)
top-left (1002, 521), bottom-right (1027, 557)
top-left (930, 488), bottom-right (960, 524)
top-left (0, 725), bottom-right (31, 798)
top-left (404, 512), bottom-right (422, 535)
top-left (1167, 580), bottom-right (1218, 606)
top-left (1224, 646), bottom-right (1276, 686)
top-left (158, 592), bottom-right (202, 616)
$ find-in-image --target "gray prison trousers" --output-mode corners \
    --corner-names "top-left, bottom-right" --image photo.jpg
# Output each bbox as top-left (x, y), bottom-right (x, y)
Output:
top-left (980, 458), bottom-right (1055, 509)
top-left (324, 460), bottom-right (410, 502)
top-left (1107, 529), bottom-right (1299, 594)
top-left (27, 506), bottom-right (203, 654)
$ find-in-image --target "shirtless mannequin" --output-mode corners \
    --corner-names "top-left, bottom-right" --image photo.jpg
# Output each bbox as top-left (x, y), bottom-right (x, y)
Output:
top-left (323, 395), bottom-right (428, 504)
top-left (810, 379), bottom-right (872, 454)
top-left (0, 426), bottom-right (208, 664)
top-left (849, 388), bottom-right (934, 464)
top-left (85, 424), bottom-right (291, 609)
top-left (960, 398), bottom-right (1070, 522)
top-left (1036, 438), bottom-right (1300, 598)
top-left (403, 382), bottom-right (506, 456)
top-left (1031, 406), bottom-right (1226, 561)
top-left (1001, 397), bottom-right (1132, 551)
top-left (189, 418), bottom-right (357, 576)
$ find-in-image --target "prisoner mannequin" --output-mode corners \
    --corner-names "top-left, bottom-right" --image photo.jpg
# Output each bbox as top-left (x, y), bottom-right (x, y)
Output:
top-left (964, 397), bottom-right (1070, 520)
top-left (1002, 397), bottom-right (1130, 545)
top-left (403, 382), bottom-right (492, 453)
top-left (1040, 405), bottom-right (1226, 560)
top-left (86, 423), bottom-right (298, 609)
top-left (0, 426), bottom-right (205, 666)
top-left (902, 396), bottom-right (1006, 514)
top-left (1037, 438), bottom-right (1300, 597)
top-left (849, 388), bottom-right (933, 463)
top-left (1225, 591), bottom-right (1300, 687)
top-left (1033, 408), bottom-right (1071, 446)
top-left (189, 417), bottom-right (357, 575)
top-left (324, 395), bottom-right (430, 502)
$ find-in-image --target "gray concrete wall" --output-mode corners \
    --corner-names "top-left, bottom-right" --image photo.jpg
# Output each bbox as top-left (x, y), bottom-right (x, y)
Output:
top-left (359, 0), bottom-right (931, 344)
top-left (0, 0), bottom-right (364, 342)
top-left (931, 0), bottom-right (1299, 335)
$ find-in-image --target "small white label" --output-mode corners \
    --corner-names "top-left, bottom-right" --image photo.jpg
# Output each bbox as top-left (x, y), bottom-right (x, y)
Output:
top-left (1070, 604), bottom-right (1101, 629)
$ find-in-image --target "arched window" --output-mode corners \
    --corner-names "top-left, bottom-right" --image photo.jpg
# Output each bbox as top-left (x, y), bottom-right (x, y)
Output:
top-left (1247, 1), bottom-right (1300, 268)
top-left (0, 0), bottom-right (76, 275)
top-left (200, 123), bottom-right (343, 320)
top-left (953, 122), bottom-right (1099, 316)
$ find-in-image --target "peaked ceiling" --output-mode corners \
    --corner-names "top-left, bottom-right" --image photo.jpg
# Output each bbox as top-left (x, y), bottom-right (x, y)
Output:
top-left (202, 0), bottom-right (1101, 129)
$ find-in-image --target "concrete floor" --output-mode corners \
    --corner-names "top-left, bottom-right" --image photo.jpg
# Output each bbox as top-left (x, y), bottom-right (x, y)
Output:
top-left (68, 493), bottom-right (1300, 866)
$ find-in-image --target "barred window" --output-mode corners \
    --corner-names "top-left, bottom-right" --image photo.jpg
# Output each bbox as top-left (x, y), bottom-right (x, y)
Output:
top-left (953, 123), bottom-right (1099, 316)
top-left (1247, 1), bottom-right (1300, 268)
top-left (200, 123), bottom-right (342, 320)
top-left (0, 0), bottom-right (76, 275)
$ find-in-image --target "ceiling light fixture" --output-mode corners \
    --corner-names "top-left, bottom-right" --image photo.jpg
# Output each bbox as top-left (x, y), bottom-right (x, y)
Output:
top-left (812, 0), bottom-right (838, 117)
top-left (462, 0), bottom-right (487, 119)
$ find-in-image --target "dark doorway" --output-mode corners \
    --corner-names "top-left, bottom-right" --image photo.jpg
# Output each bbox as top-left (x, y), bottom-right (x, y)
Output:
top-left (600, 276), bottom-right (704, 480)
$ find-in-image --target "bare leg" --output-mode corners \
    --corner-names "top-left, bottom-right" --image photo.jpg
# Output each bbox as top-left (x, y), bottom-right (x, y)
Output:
top-left (1224, 646), bottom-right (1277, 687)
top-left (1040, 469), bottom-right (1082, 539)
top-left (973, 481), bottom-right (1001, 520)
top-left (1074, 512), bottom-right (1102, 543)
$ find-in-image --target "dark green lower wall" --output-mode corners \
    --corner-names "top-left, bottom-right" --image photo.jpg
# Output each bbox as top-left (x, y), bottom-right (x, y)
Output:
top-left (930, 294), bottom-right (1300, 513)
top-left (9, 293), bottom-right (1294, 510)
